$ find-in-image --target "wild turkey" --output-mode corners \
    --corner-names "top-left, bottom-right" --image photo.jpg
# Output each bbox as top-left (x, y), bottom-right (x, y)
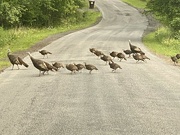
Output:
top-left (117, 52), bottom-right (127, 61)
top-left (171, 56), bottom-right (178, 65)
top-left (93, 50), bottom-right (104, 58)
top-left (123, 49), bottom-right (132, 57)
top-left (39, 50), bottom-right (52, 58)
top-left (27, 52), bottom-right (50, 76)
top-left (132, 53), bottom-right (145, 63)
top-left (110, 51), bottom-right (118, 59)
top-left (140, 52), bottom-right (150, 61)
top-left (74, 63), bottom-right (85, 72)
top-left (52, 62), bottom-right (64, 70)
top-left (89, 48), bottom-right (96, 53)
top-left (84, 62), bottom-right (98, 74)
top-left (100, 54), bottom-right (112, 65)
top-left (109, 61), bottom-right (122, 72)
top-left (129, 40), bottom-right (142, 54)
top-left (176, 54), bottom-right (180, 59)
top-left (44, 62), bottom-right (58, 72)
top-left (66, 64), bottom-right (78, 74)
top-left (7, 49), bottom-right (29, 70)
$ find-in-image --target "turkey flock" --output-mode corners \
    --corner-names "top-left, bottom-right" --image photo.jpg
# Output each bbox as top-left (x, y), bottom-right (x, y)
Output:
top-left (7, 40), bottom-right (179, 76)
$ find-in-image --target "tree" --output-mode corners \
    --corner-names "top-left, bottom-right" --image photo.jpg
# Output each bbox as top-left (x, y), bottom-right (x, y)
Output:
top-left (0, 0), bottom-right (87, 28)
top-left (147, 0), bottom-right (180, 33)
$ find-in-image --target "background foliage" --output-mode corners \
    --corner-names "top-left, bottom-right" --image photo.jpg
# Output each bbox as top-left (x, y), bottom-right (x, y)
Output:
top-left (0, 0), bottom-right (87, 28)
top-left (146, 0), bottom-right (180, 38)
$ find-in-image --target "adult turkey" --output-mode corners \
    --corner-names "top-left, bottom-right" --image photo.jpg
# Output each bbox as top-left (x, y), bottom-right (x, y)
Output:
top-left (27, 52), bottom-right (53, 76)
top-left (109, 61), bottom-right (122, 72)
top-left (129, 40), bottom-right (142, 54)
top-left (39, 50), bottom-right (52, 58)
top-left (7, 49), bottom-right (29, 70)
top-left (84, 62), bottom-right (98, 74)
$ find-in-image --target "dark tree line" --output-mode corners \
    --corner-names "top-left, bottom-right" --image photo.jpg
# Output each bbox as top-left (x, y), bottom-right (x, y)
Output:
top-left (147, 0), bottom-right (180, 36)
top-left (0, 0), bottom-right (87, 28)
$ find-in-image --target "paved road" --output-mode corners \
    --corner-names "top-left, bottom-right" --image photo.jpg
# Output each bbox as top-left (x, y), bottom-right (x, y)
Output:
top-left (0, 0), bottom-right (180, 134)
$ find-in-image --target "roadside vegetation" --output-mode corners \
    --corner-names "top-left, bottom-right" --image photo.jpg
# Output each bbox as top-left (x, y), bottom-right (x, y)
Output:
top-left (122, 0), bottom-right (180, 57)
top-left (0, 0), bottom-right (101, 69)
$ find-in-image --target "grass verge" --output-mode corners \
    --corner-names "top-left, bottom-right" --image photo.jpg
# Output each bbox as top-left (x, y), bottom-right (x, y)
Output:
top-left (121, 0), bottom-right (180, 58)
top-left (143, 27), bottom-right (180, 57)
top-left (0, 9), bottom-right (101, 70)
top-left (121, 0), bottom-right (147, 9)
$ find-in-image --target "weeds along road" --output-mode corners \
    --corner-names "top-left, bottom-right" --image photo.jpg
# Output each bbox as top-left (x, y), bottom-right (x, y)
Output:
top-left (0, 0), bottom-right (180, 134)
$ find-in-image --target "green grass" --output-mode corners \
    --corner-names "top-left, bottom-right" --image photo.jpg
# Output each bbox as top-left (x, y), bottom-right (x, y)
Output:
top-left (121, 0), bottom-right (180, 57)
top-left (0, 10), bottom-right (101, 69)
top-left (121, 0), bottom-right (147, 9)
top-left (143, 27), bottom-right (180, 56)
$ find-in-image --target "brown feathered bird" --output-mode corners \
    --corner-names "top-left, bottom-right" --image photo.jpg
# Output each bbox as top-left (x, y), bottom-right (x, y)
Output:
top-left (39, 50), bottom-right (52, 58)
top-left (109, 61), bottom-right (122, 72)
top-left (110, 51), bottom-right (118, 59)
top-left (74, 63), bottom-right (85, 72)
top-left (52, 62), bottom-right (64, 70)
top-left (117, 52), bottom-right (127, 61)
top-left (171, 56), bottom-right (178, 65)
top-left (129, 40), bottom-right (142, 54)
top-left (44, 62), bottom-right (58, 72)
top-left (123, 49), bottom-right (132, 57)
top-left (100, 54), bottom-right (112, 65)
top-left (89, 48), bottom-right (96, 53)
top-left (66, 64), bottom-right (78, 74)
top-left (176, 54), bottom-right (180, 59)
top-left (139, 52), bottom-right (150, 61)
top-left (27, 52), bottom-right (49, 76)
top-left (7, 49), bottom-right (29, 70)
top-left (133, 53), bottom-right (145, 63)
top-left (93, 50), bottom-right (104, 58)
top-left (84, 62), bottom-right (98, 74)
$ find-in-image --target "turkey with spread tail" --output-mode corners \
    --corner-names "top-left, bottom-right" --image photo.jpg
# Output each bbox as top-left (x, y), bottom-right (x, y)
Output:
top-left (7, 49), bottom-right (29, 70)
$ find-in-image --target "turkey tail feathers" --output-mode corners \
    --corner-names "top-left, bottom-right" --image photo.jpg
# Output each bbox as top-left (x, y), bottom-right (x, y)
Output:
top-left (18, 57), bottom-right (29, 67)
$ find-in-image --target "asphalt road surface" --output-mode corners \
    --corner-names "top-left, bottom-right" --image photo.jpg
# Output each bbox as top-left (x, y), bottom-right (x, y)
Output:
top-left (0, 0), bottom-right (180, 135)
